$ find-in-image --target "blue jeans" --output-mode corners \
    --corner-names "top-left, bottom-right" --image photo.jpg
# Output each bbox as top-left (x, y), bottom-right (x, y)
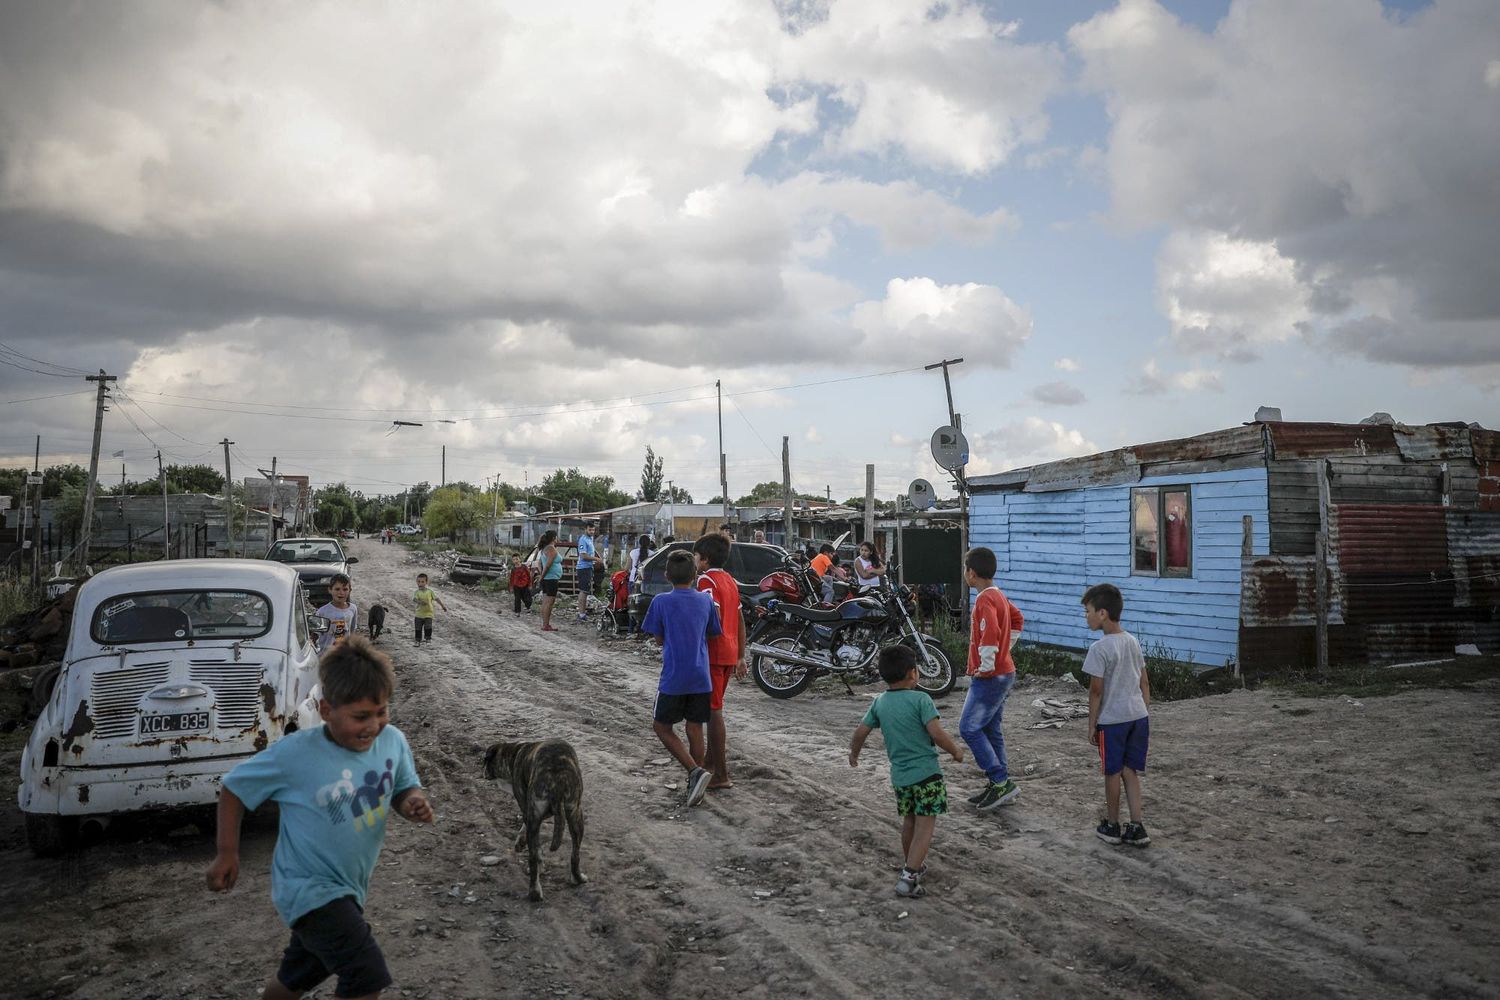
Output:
top-left (960, 673), bottom-right (1015, 784)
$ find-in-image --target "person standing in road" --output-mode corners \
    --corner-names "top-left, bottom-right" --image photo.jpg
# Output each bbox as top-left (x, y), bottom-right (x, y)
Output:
top-left (412, 573), bottom-right (447, 644)
top-left (315, 574), bottom-right (358, 654)
top-left (575, 524), bottom-right (602, 622)
top-left (537, 530), bottom-right (564, 632)
top-left (958, 547), bottom-right (1024, 811)
top-left (509, 554), bottom-right (534, 614)
top-left (693, 532), bottom-right (747, 791)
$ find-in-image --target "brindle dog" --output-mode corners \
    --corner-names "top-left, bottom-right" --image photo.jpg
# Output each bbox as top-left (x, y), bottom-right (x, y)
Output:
top-left (366, 603), bottom-right (387, 641)
top-left (483, 739), bottom-right (587, 901)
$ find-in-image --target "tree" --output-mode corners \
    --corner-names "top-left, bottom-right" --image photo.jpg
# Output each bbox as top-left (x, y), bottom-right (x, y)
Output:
top-left (537, 468), bottom-right (633, 513)
top-left (164, 464), bottom-right (224, 494)
top-left (639, 446), bottom-right (664, 501)
top-left (314, 484), bottom-right (358, 532)
top-left (664, 484), bottom-right (692, 503)
top-left (407, 481), bottom-right (431, 520)
top-left (379, 506), bottom-right (400, 528)
top-left (41, 464), bottom-right (88, 499)
top-left (424, 486), bottom-right (487, 539)
top-left (54, 483), bottom-right (87, 533)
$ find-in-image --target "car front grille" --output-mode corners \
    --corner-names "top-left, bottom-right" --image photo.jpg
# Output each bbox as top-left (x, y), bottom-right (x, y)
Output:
top-left (91, 663), bottom-right (172, 739)
top-left (189, 660), bottom-right (267, 730)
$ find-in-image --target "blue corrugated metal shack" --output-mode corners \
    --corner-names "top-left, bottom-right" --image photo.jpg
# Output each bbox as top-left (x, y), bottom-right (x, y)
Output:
top-left (968, 420), bottom-right (1500, 670)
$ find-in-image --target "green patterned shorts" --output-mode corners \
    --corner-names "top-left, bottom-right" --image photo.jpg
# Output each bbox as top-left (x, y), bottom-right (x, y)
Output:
top-left (893, 773), bottom-right (948, 817)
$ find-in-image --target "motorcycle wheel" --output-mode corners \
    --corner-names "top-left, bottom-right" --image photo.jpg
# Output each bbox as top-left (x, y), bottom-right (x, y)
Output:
top-left (907, 638), bottom-right (956, 698)
top-left (751, 636), bottom-right (817, 699)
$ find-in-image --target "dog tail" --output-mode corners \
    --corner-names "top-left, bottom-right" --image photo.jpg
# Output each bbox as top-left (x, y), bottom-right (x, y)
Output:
top-left (550, 810), bottom-right (565, 852)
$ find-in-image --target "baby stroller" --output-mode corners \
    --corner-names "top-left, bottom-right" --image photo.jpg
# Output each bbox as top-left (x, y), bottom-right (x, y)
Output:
top-left (595, 570), bottom-right (633, 637)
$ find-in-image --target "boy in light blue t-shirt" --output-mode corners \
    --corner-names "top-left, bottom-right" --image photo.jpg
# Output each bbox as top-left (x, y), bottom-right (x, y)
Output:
top-left (207, 635), bottom-right (434, 999)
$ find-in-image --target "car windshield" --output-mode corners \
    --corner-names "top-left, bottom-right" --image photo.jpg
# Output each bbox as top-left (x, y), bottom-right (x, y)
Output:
top-left (92, 590), bottom-right (274, 643)
top-left (268, 541), bottom-right (343, 563)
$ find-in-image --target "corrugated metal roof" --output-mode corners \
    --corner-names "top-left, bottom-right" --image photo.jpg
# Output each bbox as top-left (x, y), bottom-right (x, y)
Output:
top-left (1393, 424), bottom-right (1473, 462)
top-left (1266, 422), bottom-right (1399, 460)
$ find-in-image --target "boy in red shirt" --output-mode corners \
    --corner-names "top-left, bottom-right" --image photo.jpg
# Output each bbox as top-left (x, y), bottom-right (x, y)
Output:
top-left (694, 532), bottom-right (747, 790)
top-left (959, 546), bottom-right (1024, 811)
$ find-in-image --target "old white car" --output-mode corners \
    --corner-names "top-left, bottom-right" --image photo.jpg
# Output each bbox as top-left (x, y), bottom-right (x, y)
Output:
top-left (18, 559), bottom-right (327, 855)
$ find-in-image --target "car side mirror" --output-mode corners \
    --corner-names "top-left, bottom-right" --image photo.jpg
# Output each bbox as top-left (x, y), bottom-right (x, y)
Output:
top-left (346, 556), bottom-right (359, 564)
top-left (308, 615), bottom-right (331, 635)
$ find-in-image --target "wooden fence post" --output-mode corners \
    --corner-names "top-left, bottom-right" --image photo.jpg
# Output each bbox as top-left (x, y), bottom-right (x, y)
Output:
top-left (1315, 461), bottom-right (1331, 674)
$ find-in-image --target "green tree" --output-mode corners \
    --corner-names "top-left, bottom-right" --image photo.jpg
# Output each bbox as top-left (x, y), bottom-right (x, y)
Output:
top-left (664, 484), bottom-right (692, 503)
top-left (639, 446), bottom-right (664, 501)
top-left (42, 464), bottom-right (88, 499)
top-left (314, 484), bottom-right (358, 532)
top-left (0, 468), bottom-right (28, 497)
top-left (407, 481), bottom-right (431, 520)
top-left (55, 483), bottom-right (87, 533)
top-left (379, 506), bottom-right (400, 528)
top-left (424, 486), bottom-right (487, 539)
top-left (164, 464), bottom-right (224, 494)
top-left (537, 468), bottom-right (633, 513)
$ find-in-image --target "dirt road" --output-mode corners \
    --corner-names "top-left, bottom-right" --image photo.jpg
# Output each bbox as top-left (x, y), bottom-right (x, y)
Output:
top-left (1, 537), bottom-right (1497, 999)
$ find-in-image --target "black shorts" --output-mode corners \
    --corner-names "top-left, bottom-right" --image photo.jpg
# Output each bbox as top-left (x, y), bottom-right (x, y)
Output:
top-left (277, 896), bottom-right (392, 999)
top-left (653, 691), bottom-right (711, 726)
top-left (540, 579), bottom-right (561, 597)
top-left (575, 566), bottom-right (593, 591)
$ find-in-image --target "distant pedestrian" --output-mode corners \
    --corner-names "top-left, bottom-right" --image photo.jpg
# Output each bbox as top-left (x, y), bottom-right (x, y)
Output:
top-left (641, 550), bottom-right (720, 808)
top-left (412, 572), bottom-right (447, 644)
top-left (575, 524), bottom-right (602, 622)
top-left (849, 644), bottom-right (964, 898)
top-left (509, 554), bottom-right (533, 613)
top-left (958, 547), bottom-right (1023, 811)
top-left (1081, 583), bottom-right (1151, 847)
top-left (629, 534), bottom-right (655, 587)
top-left (537, 530), bottom-right (564, 632)
top-left (752, 530), bottom-right (766, 544)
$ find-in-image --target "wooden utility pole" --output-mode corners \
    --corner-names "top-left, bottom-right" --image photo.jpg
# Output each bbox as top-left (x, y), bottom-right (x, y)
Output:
top-left (30, 435), bottom-right (41, 584)
top-left (221, 438), bottom-right (235, 558)
top-left (717, 380), bottom-right (729, 522)
top-left (864, 464), bottom-right (876, 545)
top-left (441, 445), bottom-right (446, 488)
top-left (781, 437), bottom-right (793, 548)
top-left (78, 372), bottom-right (117, 571)
top-left (158, 451), bottom-right (169, 560)
top-left (925, 358), bottom-right (969, 627)
top-left (1315, 460), bottom-right (1331, 674)
top-left (270, 456), bottom-right (279, 543)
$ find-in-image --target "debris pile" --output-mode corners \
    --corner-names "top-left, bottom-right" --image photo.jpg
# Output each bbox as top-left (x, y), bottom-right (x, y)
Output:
top-left (0, 585), bottom-right (81, 670)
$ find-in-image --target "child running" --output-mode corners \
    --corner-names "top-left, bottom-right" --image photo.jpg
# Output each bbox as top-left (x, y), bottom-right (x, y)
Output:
top-left (207, 635), bottom-right (434, 999)
top-left (849, 645), bottom-right (964, 898)
top-left (693, 532), bottom-right (746, 790)
top-left (315, 573), bottom-right (358, 655)
top-left (412, 573), bottom-right (447, 644)
top-left (640, 550), bottom-right (720, 808)
top-left (1081, 582), bottom-right (1152, 847)
top-left (958, 546), bottom-right (1025, 811)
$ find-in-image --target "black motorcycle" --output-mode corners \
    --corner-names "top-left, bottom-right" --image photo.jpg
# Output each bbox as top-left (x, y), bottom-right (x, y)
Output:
top-left (744, 570), bottom-right (956, 699)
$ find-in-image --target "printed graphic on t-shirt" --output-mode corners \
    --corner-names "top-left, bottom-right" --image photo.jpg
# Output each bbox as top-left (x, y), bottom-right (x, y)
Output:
top-left (315, 758), bottom-right (397, 831)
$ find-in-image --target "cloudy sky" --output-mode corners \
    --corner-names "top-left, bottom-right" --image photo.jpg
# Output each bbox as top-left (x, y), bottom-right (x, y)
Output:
top-left (1, 0), bottom-right (1497, 504)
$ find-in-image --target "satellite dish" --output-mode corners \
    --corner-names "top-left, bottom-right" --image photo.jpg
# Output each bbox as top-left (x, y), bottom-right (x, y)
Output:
top-left (907, 478), bottom-right (936, 510)
top-left (930, 426), bottom-right (969, 471)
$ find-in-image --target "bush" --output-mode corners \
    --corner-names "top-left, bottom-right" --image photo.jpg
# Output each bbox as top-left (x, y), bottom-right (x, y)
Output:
top-left (1142, 641), bottom-right (1205, 701)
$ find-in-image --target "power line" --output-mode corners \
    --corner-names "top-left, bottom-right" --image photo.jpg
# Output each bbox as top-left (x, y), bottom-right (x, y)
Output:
top-left (0, 389), bottom-right (94, 406)
top-left (0, 341), bottom-right (93, 377)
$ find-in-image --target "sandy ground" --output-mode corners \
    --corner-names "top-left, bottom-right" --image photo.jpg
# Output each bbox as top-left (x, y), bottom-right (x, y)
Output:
top-left (1, 537), bottom-right (1497, 1000)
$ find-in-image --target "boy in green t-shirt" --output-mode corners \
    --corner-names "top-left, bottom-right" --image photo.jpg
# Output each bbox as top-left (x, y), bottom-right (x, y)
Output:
top-left (849, 645), bottom-right (965, 898)
top-left (412, 573), bottom-right (448, 644)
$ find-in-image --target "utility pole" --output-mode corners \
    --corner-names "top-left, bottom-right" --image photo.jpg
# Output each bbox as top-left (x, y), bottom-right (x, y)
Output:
top-left (158, 451), bottom-right (169, 560)
top-left (221, 438), bottom-right (235, 558)
top-left (78, 371), bottom-right (117, 572)
top-left (441, 445), bottom-right (446, 488)
top-left (19, 435), bottom-right (32, 574)
top-left (864, 464), bottom-right (876, 545)
top-left (489, 473), bottom-right (502, 557)
top-left (30, 435), bottom-right (41, 585)
top-left (716, 380), bottom-right (729, 521)
top-left (667, 479), bottom-right (676, 537)
top-left (270, 456), bottom-right (279, 543)
top-left (925, 357), bottom-right (970, 628)
top-left (781, 437), bottom-right (792, 549)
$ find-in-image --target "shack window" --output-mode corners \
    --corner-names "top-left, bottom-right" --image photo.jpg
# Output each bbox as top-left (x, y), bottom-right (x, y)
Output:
top-left (1130, 488), bottom-right (1191, 577)
top-left (511, 525), bottom-right (522, 540)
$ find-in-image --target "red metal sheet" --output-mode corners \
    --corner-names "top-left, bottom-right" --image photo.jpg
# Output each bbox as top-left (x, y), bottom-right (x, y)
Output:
top-left (1267, 422), bottom-right (1399, 460)
top-left (1336, 504), bottom-right (1448, 574)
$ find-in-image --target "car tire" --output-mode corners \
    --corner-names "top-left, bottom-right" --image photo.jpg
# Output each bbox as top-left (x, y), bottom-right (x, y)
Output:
top-left (30, 663), bottom-right (61, 716)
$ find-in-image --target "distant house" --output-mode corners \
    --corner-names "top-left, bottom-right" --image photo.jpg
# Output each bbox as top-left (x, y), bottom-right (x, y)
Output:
top-left (968, 420), bottom-right (1500, 670)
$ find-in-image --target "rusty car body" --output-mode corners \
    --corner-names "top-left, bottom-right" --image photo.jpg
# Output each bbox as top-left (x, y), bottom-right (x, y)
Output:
top-left (18, 559), bottom-right (325, 855)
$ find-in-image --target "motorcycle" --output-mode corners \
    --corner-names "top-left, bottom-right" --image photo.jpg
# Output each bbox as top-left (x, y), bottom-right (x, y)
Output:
top-left (744, 566), bottom-right (956, 699)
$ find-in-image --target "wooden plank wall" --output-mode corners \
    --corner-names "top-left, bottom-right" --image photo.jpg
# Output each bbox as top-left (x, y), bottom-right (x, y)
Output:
top-left (1269, 457), bottom-right (1482, 554)
top-left (970, 468), bottom-right (1270, 668)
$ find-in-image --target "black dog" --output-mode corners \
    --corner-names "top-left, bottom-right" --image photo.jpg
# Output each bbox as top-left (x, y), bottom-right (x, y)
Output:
top-left (483, 739), bottom-right (586, 902)
top-left (367, 604), bottom-right (387, 640)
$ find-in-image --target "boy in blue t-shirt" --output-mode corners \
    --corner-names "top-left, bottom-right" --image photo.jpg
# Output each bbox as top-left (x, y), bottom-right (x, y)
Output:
top-left (640, 550), bottom-right (721, 808)
top-left (849, 645), bottom-right (965, 899)
top-left (207, 635), bottom-right (434, 999)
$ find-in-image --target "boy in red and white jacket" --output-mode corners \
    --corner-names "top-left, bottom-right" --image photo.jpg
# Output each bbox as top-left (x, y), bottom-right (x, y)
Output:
top-left (693, 532), bottom-right (747, 791)
top-left (960, 546), bottom-right (1024, 811)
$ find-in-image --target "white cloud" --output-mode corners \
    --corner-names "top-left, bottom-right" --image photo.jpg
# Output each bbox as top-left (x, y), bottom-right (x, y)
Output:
top-left (1029, 381), bottom-right (1086, 406)
top-left (1054, 357), bottom-right (1080, 372)
top-left (849, 277), bottom-right (1031, 367)
top-left (1124, 359), bottom-right (1224, 396)
top-left (959, 418), bottom-right (1097, 476)
top-left (1072, 0), bottom-right (1500, 373)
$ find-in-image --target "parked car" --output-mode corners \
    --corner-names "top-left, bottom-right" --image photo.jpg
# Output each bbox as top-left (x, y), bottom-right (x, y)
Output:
top-left (394, 524), bottom-right (420, 535)
top-left (264, 536), bottom-right (357, 606)
top-left (17, 559), bottom-right (329, 855)
top-left (627, 541), bottom-right (785, 626)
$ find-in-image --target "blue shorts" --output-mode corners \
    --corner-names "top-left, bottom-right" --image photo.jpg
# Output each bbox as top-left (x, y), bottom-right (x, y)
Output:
top-left (1096, 717), bottom-right (1149, 776)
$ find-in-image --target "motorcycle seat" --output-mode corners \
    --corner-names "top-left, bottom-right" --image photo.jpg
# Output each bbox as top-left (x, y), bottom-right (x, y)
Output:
top-left (781, 604), bottom-right (844, 622)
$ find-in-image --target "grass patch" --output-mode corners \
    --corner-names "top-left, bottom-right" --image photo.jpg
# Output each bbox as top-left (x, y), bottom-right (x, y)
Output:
top-left (0, 575), bottom-right (40, 624)
top-left (1252, 655), bottom-right (1500, 699)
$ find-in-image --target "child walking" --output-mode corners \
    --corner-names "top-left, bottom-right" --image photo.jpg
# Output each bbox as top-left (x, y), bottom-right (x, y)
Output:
top-left (315, 573), bottom-right (358, 655)
top-left (958, 546), bottom-right (1025, 810)
top-left (412, 573), bottom-right (447, 644)
top-left (509, 555), bottom-right (534, 613)
top-left (640, 550), bottom-right (721, 808)
top-left (693, 533), bottom-right (747, 790)
top-left (207, 636), bottom-right (434, 999)
top-left (1081, 583), bottom-right (1152, 846)
top-left (849, 645), bottom-right (965, 898)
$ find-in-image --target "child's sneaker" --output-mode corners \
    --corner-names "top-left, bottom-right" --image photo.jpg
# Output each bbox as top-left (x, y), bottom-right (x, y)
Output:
top-left (894, 867), bottom-right (926, 898)
top-left (1096, 819), bottom-right (1123, 845)
top-left (966, 786), bottom-right (989, 805)
top-left (1121, 822), bottom-right (1151, 847)
top-left (685, 767), bottom-right (712, 807)
top-left (974, 779), bottom-right (1019, 811)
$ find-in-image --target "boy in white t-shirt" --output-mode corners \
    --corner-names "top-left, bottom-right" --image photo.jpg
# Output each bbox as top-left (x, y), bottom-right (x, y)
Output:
top-left (1081, 582), bottom-right (1152, 847)
top-left (315, 574), bottom-right (358, 655)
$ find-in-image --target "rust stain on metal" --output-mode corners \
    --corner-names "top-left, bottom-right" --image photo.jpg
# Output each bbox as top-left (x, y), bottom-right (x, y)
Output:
top-left (77, 784), bottom-right (89, 804)
top-left (260, 683), bottom-right (277, 714)
top-left (1268, 422), bottom-right (1399, 460)
top-left (254, 729), bottom-right (269, 752)
top-left (61, 699), bottom-right (95, 753)
top-left (1337, 504), bottom-right (1448, 575)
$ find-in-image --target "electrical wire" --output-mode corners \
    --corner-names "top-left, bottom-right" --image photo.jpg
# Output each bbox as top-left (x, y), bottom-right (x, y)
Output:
top-left (0, 340), bottom-right (93, 377)
top-left (0, 389), bottom-right (94, 406)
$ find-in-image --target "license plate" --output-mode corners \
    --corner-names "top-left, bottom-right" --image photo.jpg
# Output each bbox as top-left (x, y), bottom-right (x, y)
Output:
top-left (141, 711), bottom-right (210, 735)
